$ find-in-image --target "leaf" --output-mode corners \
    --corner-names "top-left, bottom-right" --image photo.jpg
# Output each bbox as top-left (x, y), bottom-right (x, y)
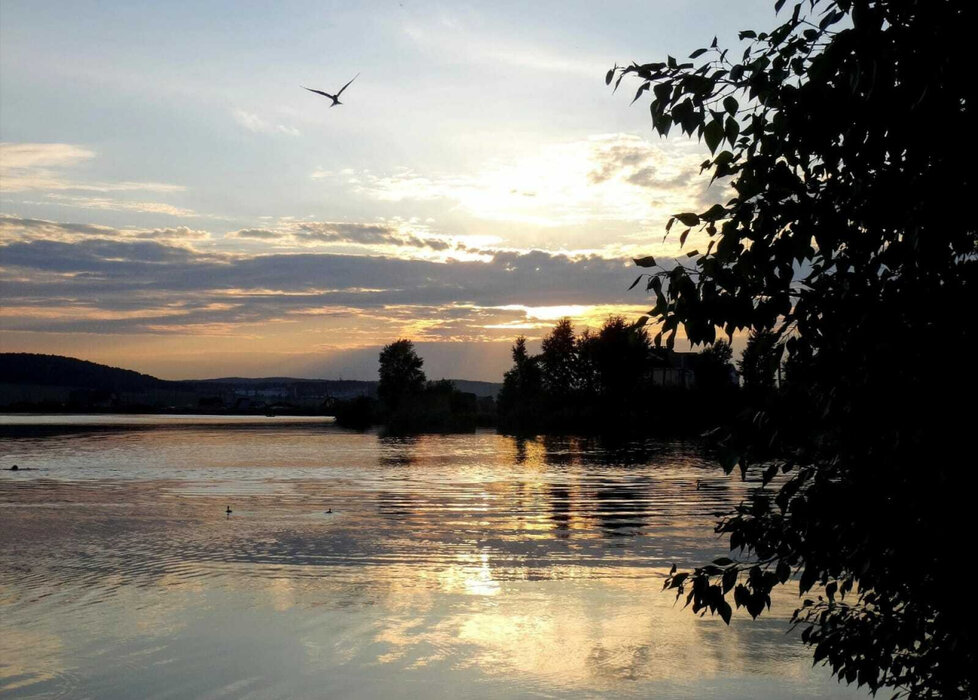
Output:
top-left (675, 212), bottom-right (700, 226)
top-left (605, 68), bottom-right (615, 86)
top-left (633, 256), bottom-right (657, 267)
top-left (631, 82), bottom-right (651, 105)
top-left (628, 275), bottom-right (644, 290)
top-left (712, 149), bottom-right (735, 174)
top-left (718, 599), bottom-right (732, 625)
top-left (719, 449), bottom-right (739, 474)
top-left (776, 560), bottom-right (791, 583)
top-left (680, 228), bottom-right (690, 246)
top-left (739, 30), bottom-right (757, 40)
top-left (634, 316), bottom-right (649, 329)
top-left (722, 567), bottom-right (738, 593)
top-left (799, 565), bottom-right (818, 594)
top-left (713, 557), bottom-right (733, 566)
top-left (725, 115), bottom-right (740, 144)
top-left (733, 584), bottom-right (749, 608)
top-left (704, 118), bottom-right (724, 154)
top-left (702, 203), bottom-right (726, 221)
top-left (689, 48), bottom-right (708, 59)
top-left (723, 96), bottom-right (739, 115)
top-left (745, 592), bottom-right (765, 619)
top-left (819, 10), bottom-right (843, 30)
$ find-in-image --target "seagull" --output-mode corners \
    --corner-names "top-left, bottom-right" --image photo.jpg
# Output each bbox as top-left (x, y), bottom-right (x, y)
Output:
top-left (301, 73), bottom-right (359, 107)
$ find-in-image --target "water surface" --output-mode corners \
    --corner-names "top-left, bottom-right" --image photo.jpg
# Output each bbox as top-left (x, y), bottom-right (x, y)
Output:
top-left (0, 415), bottom-right (865, 698)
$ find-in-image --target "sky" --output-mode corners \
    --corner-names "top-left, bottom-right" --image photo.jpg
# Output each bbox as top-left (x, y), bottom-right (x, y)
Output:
top-left (1, 0), bottom-right (777, 380)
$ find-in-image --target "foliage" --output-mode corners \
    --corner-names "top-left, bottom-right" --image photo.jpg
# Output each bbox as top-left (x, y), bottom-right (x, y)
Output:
top-left (377, 339), bottom-right (426, 411)
top-left (698, 339), bottom-right (731, 367)
top-left (574, 329), bottom-right (600, 395)
top-left (614, 1), bottom-right (977, 696)
top-left (497, 336), bottom-right (544, 430)
top-left (694, 340), bottom-right (736, 391)
top-left (497, 317), bottom-right (735, 434)
top-left (539, 319), bottom-right (578, 398)
top-left (373, 342), bottom-right (481, 433)
top-left (591, 315), bottom-right (652, 400)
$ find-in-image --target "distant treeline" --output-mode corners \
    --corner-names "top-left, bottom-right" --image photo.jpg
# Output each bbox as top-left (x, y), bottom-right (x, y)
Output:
top-left (0, 352), bottom-right (499, 415)
top-left (333, 319), bottom-right (747, 436)
top-left (496, 317), bottom-right (740, 435)
top-left (3, 336), bottom-right (749, 436)
top-left (332, 340), bottom-right (495, 433)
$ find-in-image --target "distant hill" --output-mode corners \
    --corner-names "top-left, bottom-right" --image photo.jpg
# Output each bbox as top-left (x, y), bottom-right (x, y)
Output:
top-left (0, 353), bottom-right (174, 392)
top-left (445, 380), bottom-right (502, 398)
top-left (0, 353), bottom-right (501, 412)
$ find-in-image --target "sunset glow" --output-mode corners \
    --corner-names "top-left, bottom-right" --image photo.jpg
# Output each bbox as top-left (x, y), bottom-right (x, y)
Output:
top-left (0, 1), bottom-right (772, 379)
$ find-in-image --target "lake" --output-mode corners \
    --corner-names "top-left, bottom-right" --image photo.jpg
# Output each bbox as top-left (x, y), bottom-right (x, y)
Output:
top-left (0, 415), bottom-right (865, 698)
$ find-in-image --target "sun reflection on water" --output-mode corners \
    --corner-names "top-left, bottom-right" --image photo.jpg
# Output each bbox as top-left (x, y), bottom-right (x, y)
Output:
top-left (0, 421), bottom-right (867, 698)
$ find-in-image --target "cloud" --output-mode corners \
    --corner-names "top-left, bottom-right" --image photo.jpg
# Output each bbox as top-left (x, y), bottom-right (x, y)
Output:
top-left (230, 228), bottom-right (281, 240)
top-left (0, 142), bottom-right (185, 193)
top-left (0, 214), bottom-right (210, 244)
top-left (1, 142), bottom-right (95, 168)
top-left (41, 194), bottom-right (199, 217)
top-left (0, 217), bottom-right (697, 381)
top-left (587, 140), bottom-right (698, 190)
top-left (293, 221), bottom-right (403, 244)
top-left (232, 110), bottom-right (301, 136)
top-left (226, 220), bottom-right (456, 253)
top-left (344, 134), bottom-right (718, 229)
top-left (0, 229), bottom-right (661, 341)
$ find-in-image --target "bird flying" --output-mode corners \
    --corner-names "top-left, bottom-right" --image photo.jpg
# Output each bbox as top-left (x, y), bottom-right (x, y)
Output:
top-left (301, 73), bottom-right (359, 107)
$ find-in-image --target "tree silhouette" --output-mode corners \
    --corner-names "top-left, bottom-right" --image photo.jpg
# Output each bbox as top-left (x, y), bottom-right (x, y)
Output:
top-left (737, 330), bottom-right (780, 391)
top-left (499, 318), bottom-right (667, 433)
top-left (574, 328), bottom-right (600, 396)
top-left (497, 336), bottom-right (545, 432)
top-left (615, 0), bottom-right (977, 696)
top-left (539, 318), bottom-right (578, 398)
top-left (377, 339), bottom-right (426, 411)
top-left (592, 316), bottom-right (651, 402)
top-left (695, 340), bottom-right (736, 391)
top-left (498, 337), bottom-right (542, 416)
